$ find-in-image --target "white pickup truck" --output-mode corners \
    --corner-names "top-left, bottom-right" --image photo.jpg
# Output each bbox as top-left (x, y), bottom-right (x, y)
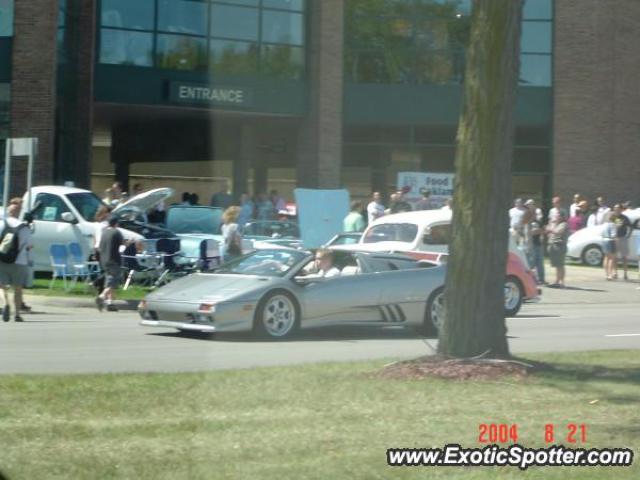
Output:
top-left (2, 186), bottom-right (173, 272)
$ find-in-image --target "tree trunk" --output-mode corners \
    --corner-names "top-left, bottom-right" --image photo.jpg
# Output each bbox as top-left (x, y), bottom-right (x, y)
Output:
top-left (438, 0), bottom-right (523, 358)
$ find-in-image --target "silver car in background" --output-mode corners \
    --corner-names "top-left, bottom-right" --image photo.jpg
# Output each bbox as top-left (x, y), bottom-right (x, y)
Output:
top-left (139, 248), bottom-right (446, 338)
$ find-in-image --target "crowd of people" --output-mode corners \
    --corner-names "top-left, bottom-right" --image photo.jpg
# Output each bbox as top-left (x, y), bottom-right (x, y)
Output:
top-left (509, 194), bottom-right (635, 287)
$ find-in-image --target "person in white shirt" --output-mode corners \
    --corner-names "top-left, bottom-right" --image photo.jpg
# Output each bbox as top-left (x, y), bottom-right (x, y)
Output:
top-left (367, 192), bottom-right (385, 225)
top-left (594, 196), bottom-right (610, 225)
top-left (548, 195), bottom-right (562, 220)
top-left (0, 203), bottom-right (32, 322)
top-left (509, 198), bottom-right (527, 246)
top-left (569, 193), bottom-right (581, 217)
top-left (307, 249), bottom-right (340, 278)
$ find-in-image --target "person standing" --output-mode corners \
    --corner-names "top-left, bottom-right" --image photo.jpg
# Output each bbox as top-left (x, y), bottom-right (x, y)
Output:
top-left (237, 193), bottom-right (254, 228)
top-left (594, 196), bottom-right (610, 225)
top-left (210, 180), bottom-right (233, 209)
top-left (255, 192), bottom-right (275, 220)
top-left (611, 203), bottom-right (632, 280)
top-left (0, 203), bottom-right (32, 322)
top-left (414, 190), bottom-right (433, 211)
top-left (568, 201), bottom-right (587, 234)
top-left (343, 201), bottom-right (366, 232)
top-left (221, 206), bottom-right (243, 262)
top-left (366, 192), bottom-right (385, 225)
top-left (548, 195), bottom-right (562, 220)
top-left (270, 190), bottom-right (287, 214)
top-left (528, 214), bottom-right (545, 285)
top-left (390, 190), bottom-right (412, 213)
top-left (509, 198), bottom-right (527, 247)
top-left (96, 216), bottom-right (125, 312)
top-left (545, 210), bottom-right (569, 288)
top-left (569, 193), bottom-right (582, 217)
top-left (601, 213), bottom-right (618, 280)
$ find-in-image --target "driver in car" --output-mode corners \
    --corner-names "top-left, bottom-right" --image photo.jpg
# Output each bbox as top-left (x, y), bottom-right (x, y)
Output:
top-left (307, 249), bottom-right (341, 278)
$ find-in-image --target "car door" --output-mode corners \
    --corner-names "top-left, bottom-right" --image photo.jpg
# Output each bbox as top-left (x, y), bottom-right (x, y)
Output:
top-left (296, 255), bottom-right (383, 327)
top-left (30, 193), bottom-right (89, 271)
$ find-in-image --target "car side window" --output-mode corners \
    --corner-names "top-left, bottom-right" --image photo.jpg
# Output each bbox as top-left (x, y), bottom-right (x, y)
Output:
top-left (31, 193), bottom-right (71, 222)
top-left (423, 224), bottom-right (451, 245)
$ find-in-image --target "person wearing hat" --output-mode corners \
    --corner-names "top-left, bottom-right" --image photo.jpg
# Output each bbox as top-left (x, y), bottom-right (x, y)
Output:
top-left (96, 215), bottom-right (125, 312)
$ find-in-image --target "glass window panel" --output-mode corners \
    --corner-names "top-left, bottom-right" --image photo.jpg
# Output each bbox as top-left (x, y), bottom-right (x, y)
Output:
top-left (211, 4), bottom-right (258, 41)
top-left (210, 39), bottom-right (258, 74)
top-left (0, 83), bottom-right (9, 123)
top-left (101, 0), bottom-right (154, 30)
top-left (521, 21), bottom-right (551, 53)
top-left (346, 49), bottom-right (412, 84)
top-left (415, 48), bottom-right (464, 84)
top-left (260, 44), bottom-right (304, 79)
top-left (519, 53), bottom-right (551, 86)
top-left (213, 0), bottom-right (258, 5)
top-left (158, 0), bottom-right (208, 35)
top-left (263, 0), bottom-right (304, 11)
top-left (58, 0), bottom-right (66, 28)
top-left (513, 148), bottom-right (550, 173)
top-left (157, 34), bottom-right (208, 71)
top-left (0, 0), bottom-right (13, 37)
top-left (100, 29), bottom-right (153, 66)
top-left (523, 0), bottom-right (552, 20)
top-left (262, 10), bottom-right (303, 45)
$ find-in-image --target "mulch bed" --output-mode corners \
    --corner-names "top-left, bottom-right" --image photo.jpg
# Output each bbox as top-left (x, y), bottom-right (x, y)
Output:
top-left (378, 355), bottom-right (537, 381)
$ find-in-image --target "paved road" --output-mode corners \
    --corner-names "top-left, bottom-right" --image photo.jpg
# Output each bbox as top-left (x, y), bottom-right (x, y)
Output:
top-left (0, 265), bottom-right (638, 374)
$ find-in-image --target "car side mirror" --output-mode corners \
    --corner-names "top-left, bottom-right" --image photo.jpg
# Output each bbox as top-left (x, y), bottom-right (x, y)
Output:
top-left (61, 212), bottom-right (77, 224)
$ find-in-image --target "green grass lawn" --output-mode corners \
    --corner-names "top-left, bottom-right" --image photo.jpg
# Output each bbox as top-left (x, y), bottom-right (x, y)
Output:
top-left (0, 350), bottom-right (638, 479)
top-left (26, 278), bottom-right (149, 301)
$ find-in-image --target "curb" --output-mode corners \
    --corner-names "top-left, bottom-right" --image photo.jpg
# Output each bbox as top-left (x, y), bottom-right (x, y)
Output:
top-left (23, 295), bottom-right (139, 311)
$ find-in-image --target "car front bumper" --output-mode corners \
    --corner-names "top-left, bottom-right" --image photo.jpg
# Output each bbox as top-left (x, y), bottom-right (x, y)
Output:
top-left (140, 319), bottom-right (216, 332)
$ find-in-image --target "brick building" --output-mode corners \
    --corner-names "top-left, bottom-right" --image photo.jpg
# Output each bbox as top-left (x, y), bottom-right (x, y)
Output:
top-left (0, 0), bottom-right (638, 206)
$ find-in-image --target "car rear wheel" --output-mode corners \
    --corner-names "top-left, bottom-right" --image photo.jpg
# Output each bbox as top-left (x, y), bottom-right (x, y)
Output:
top-left (581, 244), bottom-right (603, 267)
top-left (504, 276), bottom-right (524, 317)
top-left (254, 290), bottom-right (300, 339)
top-left (423, 287), bottom-right (445, 336)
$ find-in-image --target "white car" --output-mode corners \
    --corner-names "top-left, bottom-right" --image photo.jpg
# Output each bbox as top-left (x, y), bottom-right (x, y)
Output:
top-left (566, 209), bottom-right (640, 266)
top-left (332, 210), bottom-right (540, 316)
top-left (15, 186), bottom-right (170, 272)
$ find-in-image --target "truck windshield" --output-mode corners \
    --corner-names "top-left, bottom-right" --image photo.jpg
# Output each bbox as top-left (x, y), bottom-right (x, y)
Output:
top-left (66, 192), bottom-right (104, 222)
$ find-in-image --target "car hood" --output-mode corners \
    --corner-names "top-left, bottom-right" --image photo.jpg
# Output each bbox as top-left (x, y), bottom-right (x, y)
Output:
top-left (113, 188), bottom-right (174, 214)
top-left (146, 273), bottom-right (271, 303)
top-left (568, 225), bottom-right (606, 243)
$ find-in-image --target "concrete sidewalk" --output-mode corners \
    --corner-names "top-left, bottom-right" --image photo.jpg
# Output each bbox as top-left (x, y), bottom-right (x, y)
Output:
top-left (22, 293), bottom-right (140, 312)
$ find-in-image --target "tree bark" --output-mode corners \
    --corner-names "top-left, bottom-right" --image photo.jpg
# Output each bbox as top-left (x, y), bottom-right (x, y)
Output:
top-left (438, 0), bottom-right (523, 358)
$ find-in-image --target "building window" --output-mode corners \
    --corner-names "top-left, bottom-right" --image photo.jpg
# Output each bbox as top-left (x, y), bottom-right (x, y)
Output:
top-left (520, 54), bottom-right (551, 86)
top-left (101, 0), bottom-right (155, 30)
top-left (261, 44), bottom-right (304, 79)
top-left (263, 0), bottom-right (304, 12)
top-left (521, 21), bottom-right (552, 53)
top-left (261, 10), bottom-right (303, 45)
top-left (0, 0), bottom-right (13, 37)
top-left (210, 4), bottom-right (259, 41)
top-left (100, 29), bottom-right (154, 66)
top-left (158, 0), bottom-right (208, 36)
top-left (523, 0), bottom-right (552, 20)
top-left (210, 39), bottom-right (258, 74)
top-left (0, 83), bottom-right (9, 125)
top-left (157, 34), bottom-right (208, 71)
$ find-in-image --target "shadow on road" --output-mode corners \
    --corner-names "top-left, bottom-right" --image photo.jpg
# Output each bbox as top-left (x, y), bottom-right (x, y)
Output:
top-left (147, 325), bottom-right (433, 343)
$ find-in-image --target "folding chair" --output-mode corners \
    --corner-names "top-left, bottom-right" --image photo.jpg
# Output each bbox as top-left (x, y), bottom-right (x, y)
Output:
top-left (68, 242), bottom-right (101, 291)
top-left (49, 244), bottom-right (75, 291)
top-left (120, 243), bottom-right (163, 290)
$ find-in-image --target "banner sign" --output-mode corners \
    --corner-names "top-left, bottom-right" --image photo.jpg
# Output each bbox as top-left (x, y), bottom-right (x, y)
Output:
top-left (397, 171), bottom-right (454, 208)
top-left (169, 82), bottom-right (253, 108)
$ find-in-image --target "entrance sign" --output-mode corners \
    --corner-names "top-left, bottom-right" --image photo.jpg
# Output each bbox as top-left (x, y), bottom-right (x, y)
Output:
top-left (397, 171), bottom-right (454, 208)
top-left (169, 82), bottom-right (253, 108)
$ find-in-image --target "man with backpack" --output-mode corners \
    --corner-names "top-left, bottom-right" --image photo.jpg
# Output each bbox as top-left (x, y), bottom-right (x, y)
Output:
top-left (0, 202), bottom-right (33, 322)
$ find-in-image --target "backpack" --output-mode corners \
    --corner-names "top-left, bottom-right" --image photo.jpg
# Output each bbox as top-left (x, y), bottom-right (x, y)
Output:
top-left (0, 221), bottom-right (25, 264)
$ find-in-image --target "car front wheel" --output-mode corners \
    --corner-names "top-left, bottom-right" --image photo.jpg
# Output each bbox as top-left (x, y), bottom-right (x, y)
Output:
top-left (581, 244), bottom-right (603, 267)
top-left (254, 290), bottom-right (300, 339)
top-left (504, 276), bottom-right (524, 317)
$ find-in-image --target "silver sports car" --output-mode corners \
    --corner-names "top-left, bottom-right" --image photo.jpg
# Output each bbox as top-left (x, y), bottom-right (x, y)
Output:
top-left (139, 248), bottom-right (446, 338)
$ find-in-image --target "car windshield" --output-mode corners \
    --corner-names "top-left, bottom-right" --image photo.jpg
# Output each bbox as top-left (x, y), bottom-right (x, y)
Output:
top-left (362, 223), bottom-right (418, 244)
top-left (215, 249), bottom-right (308, 277)
top-left (166, 206), bottom-right (222, 235)
top-left (66, 192), bottom-right (104, 222)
